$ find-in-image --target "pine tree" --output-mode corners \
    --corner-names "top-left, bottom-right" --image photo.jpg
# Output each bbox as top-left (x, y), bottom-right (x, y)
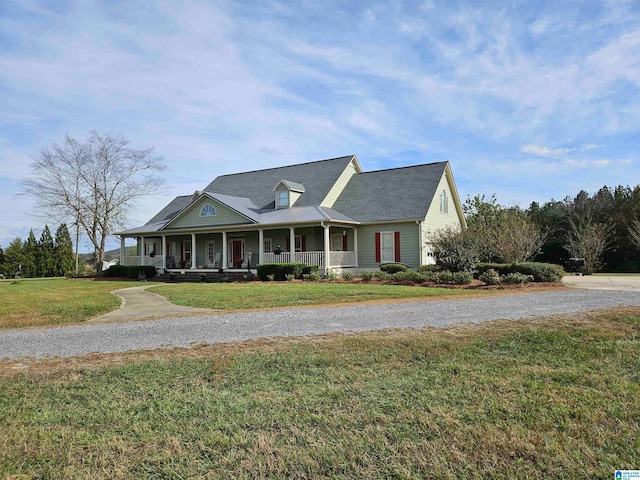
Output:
top-left (39, 225), bottom-right (56, 277)
top-left (22, 230), bottom-right (39, 278)
top-left (54, 224), bottom-right (75, 276)
top-left (4, 237), bottom-right (24, 278)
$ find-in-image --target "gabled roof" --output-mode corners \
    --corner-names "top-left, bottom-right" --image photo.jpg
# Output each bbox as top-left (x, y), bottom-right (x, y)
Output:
top-left (274, 179), bottom-right (306, 192)
top-left (117, 156), bottom-right (457, 237)
top-left (332, 162), bottom-right (449, 222)
top-left (145, 195), bottom-right (192, 225)
top-left (204, 155), bottom-right (355, 209)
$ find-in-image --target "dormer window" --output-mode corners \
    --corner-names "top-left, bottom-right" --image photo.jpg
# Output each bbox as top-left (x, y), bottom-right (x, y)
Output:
top-left (278, 191), bottom-right (289, 207)
top-left (274, 179), bottom-right (304, 209)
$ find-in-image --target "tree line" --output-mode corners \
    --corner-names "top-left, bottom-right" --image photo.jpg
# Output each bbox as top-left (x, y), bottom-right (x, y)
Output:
top-left (0, 224), bottom-right (75, 278)
top-left (432, 185), bottom-right (640, 274)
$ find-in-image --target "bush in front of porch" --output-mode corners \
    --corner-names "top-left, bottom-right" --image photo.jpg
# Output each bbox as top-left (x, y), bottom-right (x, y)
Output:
top-left (257, 263), bottom-right (311, 281)
top-left (103, 265), bottom-right (157, 279)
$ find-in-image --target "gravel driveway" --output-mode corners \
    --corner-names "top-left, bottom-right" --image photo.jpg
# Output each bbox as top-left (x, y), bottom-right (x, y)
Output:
top-left (1, 289), bottom-right (639, 360)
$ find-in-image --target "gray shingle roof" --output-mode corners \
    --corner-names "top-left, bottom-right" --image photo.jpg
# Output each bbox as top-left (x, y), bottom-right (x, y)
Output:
top-left (118, 157), bottom-right (449, 236)
top-left (204, 155), bottom-right (355, 209)
top-left (332, 162), bottom-right (448, 222)
top-left (145, 195), bottom-right (192, 225)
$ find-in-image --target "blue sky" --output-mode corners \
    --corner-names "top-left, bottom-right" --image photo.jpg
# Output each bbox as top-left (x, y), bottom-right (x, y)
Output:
top-left (1, 0), bottom-right (639, 252)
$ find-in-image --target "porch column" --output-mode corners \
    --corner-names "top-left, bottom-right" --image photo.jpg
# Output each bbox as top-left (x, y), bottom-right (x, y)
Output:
top-left (140, 236), bottom-right (145, 266)
top-left (258, 229), bottom-right (264, 265)
top-left (120, 236), bottom-right (125, 265)
top-left (161, 235), bottom-right (167, 270)
top-left (323, 224), bottom-right (330, 271)
top-left (222, 231), bottom-right (228, 269)
top-left (289, 227), bottom-right (296, 262)
top-left (190, 233), bottom-right (197, 269)
top-left (353, 227), bottom-right (359, 267)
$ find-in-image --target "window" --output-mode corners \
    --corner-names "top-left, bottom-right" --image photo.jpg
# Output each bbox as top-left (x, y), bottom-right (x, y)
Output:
top-left (144, 241), bottom-right (157, 256)
top-left (264, 238), bottom-right (272, 253)
top-left (294, 235), bottom-right (302, 252)
top-left (278, 191), bottom-right (289, 207)
top-left (331, 234), bottom-right (342, 251)
top-left (440, 190), bottom-right (448, 214)
top-left (200, 204), bottom-right (217, 217)
top-left (375, 231), bottom-right (400, 263)
top-left (183, 241), bottom-right (191, 262)
top-left (381, 232), bottom-right (395, 263)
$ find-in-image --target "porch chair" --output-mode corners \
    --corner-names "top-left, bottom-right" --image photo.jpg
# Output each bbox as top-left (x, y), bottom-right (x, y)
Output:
top-left (207, 253), bottom-right (222, 269)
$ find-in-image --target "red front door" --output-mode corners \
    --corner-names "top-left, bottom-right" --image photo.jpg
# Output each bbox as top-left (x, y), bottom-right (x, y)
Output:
top-left (232, 240), bottom-right (243, 268)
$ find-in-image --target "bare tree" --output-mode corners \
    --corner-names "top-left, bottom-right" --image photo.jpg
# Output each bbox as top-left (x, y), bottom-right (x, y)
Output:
top-left (22, 131), bottom-right (165, 274)
top-left (490, 210), bottom-right (548, 263)
top-left (564, 220), bottom-right (613, 274)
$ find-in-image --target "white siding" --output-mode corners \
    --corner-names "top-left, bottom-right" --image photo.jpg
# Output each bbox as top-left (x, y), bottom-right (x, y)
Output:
top-left (420, 170), bottom-right (464, 265)
top-left (321, 159), bottom-right (358, 208)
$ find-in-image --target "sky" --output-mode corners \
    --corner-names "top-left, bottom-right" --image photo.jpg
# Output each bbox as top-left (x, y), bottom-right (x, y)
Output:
top-left (1, 0), bottom-right (639, 252)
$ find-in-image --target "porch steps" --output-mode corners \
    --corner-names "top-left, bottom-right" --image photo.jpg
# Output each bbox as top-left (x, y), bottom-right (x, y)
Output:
top-left (154, 270), bottom-right (252, 283)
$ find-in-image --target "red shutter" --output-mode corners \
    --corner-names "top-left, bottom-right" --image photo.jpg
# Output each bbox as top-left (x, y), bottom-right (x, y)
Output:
top-left (286, 237), bottom-right (290, 252)
top-left (342, 233), bottom-right (348, 251)
top-left (143, 242), bottom-right (147, 256)
top-left (375, 232), bottom-right (381, 263)
top-left (394, 231), bottom-right (401, 262)
top-left (301, 236), bottom-right (306, 252)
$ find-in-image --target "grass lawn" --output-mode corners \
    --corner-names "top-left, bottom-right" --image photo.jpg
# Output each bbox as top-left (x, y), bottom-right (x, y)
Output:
top-left (0, 278), bottom-right (147, 329)
top-left (0, 307), bottom-right (638, 478)
top-left (149, 281), bottom-right (494, 310)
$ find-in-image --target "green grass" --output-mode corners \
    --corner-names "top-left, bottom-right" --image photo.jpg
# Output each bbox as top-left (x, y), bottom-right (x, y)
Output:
top-left (1, 308), bottom-right (638, 478)
top-left (0, 278), bottom-right (146, 329)
top-left (149, 282), bottom-right (490, 310)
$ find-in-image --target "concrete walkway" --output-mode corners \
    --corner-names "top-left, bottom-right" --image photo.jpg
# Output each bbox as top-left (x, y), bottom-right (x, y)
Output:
top-left (89, 285), bottom-right (218, 323)
top-left (562, 275), bottom-right (640, 291)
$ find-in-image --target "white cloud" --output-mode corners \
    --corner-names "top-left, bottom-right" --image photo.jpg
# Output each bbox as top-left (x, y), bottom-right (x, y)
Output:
top-left (521, 144), bottom-right (576, 156)
top-left (593, 159), bottom-right (611, 167)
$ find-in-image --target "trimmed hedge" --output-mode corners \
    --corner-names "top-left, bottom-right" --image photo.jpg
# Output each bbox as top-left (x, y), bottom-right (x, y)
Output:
top-left (256, 263), bottom-right (307, 281)
top-left (476, 262), bottom-right (565, 282)
top-left (380, 263), bottom-right (409, 274)
top-left (417, 264), bottom-right (441, 273)
top-left (103, 265), bottom-right (157, 279)
top-left (301, 265), bottom-right (320, 276)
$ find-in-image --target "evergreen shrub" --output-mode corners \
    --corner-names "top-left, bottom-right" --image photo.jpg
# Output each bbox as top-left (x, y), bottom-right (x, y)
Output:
top-left (379, 263), bottom-right (409, 274)
top-left (103, 265), bottom-right (156, 279)
top-left (479, 269), bottom-right (501, 285)
top-left (476, 262), bottom-right (564, 282)
top-left (452, 271), bottom-right (473, 285)
top-left (360, 271), bottom-right (374, 281)
top-left (256, 263), bottom-right (306, 281)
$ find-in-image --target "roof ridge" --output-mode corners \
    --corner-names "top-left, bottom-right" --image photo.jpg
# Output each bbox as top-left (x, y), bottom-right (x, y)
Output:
top-left (213, 155), bottom-right (355, 179)
top-left (361, 161), bottom-right (447, 175)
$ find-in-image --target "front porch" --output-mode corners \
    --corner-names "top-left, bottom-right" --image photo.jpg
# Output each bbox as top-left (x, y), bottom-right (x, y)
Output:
top-left (119, 224), bottom-right (358, 273)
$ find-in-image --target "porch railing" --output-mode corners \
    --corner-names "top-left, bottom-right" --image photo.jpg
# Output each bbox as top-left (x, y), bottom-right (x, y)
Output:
top-left (329, 251), bottom-right (356, 266)
top-left (122, 255), bottom-right (164, 267)
top-left (261, 251), bottom-right (356, 267)
top-left (123, 251), bottom-right (357, 269)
